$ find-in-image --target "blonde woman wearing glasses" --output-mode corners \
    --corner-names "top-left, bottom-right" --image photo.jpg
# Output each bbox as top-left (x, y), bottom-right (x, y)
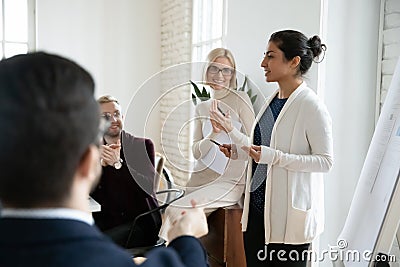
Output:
top-left (160, 48), bottom-right (255, 240)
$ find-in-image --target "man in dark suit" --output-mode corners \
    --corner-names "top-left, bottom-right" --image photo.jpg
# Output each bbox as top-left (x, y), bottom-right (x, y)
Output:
top-left (91, 95), bottom-right (161, 247)
top-left (0, 52), bottom-right (209, 267)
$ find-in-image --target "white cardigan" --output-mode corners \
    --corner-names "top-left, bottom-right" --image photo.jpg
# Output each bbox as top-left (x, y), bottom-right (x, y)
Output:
top-left (230, 82), bottom-right (333, 244)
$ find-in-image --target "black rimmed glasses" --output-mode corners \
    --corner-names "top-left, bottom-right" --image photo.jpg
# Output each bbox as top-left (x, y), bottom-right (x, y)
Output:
top-left (101, 111), bottom-right (121, 121)
top-left (207, 65), bottom-right (234, 76)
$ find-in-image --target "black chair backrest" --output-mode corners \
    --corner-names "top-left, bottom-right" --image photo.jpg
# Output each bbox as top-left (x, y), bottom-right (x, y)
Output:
top-left (125, 188), bottom-right (184, 249)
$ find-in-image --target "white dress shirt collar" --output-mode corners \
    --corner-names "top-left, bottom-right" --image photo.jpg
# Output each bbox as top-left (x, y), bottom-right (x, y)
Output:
top-left (0, 208), bottom-right (94, 225)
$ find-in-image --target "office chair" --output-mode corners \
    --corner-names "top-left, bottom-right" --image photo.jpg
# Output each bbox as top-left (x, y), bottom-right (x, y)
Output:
top-left (102, 153), bottom-right (179, 249)
top-left (155, 152), bottom-right (176, 205)
top-left (155, 152), bottom-right (165, 178)
top-left (124, 188), bottom-right (185, 257)
top-left (155, 152), bottom-right (175, 190)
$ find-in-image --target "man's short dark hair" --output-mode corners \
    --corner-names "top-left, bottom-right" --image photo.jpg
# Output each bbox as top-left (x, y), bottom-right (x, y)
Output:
top-left (0, 52), bottom-right (100, 207)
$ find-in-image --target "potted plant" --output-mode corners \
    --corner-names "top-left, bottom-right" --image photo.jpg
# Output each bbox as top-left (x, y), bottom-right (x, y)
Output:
top-left (190, 75), bottom-right (257, 106)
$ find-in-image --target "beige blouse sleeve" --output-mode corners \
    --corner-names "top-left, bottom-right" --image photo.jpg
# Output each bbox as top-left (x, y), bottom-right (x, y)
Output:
top-left (228, 91), bottom-right (255, 147)
top-left (191, 103), bottom-right (220, 160)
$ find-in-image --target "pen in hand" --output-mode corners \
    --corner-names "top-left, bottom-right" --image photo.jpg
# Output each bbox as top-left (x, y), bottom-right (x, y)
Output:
top-left (218, 144), bottom-right (238, 159)
top-left (210, 139), bottom-right (221, 146)
top-left (217, 106), bottom-right (225, 116)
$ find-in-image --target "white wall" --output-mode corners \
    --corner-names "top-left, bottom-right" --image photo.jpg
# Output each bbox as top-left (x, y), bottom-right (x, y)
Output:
top-left (36, 0), bottom-right (161, 146)
top-left (322, 0), bottom-right (380, 265)
top-left (226, 0), bottom-right (322, 113)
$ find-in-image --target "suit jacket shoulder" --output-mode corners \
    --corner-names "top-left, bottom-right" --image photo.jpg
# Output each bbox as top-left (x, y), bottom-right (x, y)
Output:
top-left (0, 218), bottom-right (209, 267)
top-left (121, 130), bottom-right (155, 166)
top-left (0, 218), bottom-right (135, 267)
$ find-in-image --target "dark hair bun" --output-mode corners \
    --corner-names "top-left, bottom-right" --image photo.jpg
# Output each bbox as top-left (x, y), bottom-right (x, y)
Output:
top-left (307, 35), bottom-right (327, 59)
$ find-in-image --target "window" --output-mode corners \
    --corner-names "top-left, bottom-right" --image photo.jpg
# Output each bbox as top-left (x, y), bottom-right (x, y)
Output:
top-left (189, 0), bottom-right (227, 166)
top-left (0, 0), bottom-right (35, 59)
top-left (192, 0), bottom-right (227, 62)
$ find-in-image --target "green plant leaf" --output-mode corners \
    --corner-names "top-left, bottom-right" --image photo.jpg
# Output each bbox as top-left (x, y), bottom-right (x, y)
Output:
top-left (190, 80), bottom-right (210, 104)
top-left (201, 86), bottom-right (207, 96)
top-left (199, 87), bottom-right (210, 101)
top-left (242, 75), bottom-right (248, 90)
top-left (236, 78), bottom-right (242, 91)
top-left (191, 93), bottom-right (197, 105)
top-left (190, 80), bottom-right (202, 98)
top-left (251, 95), bottom-right (257, 104)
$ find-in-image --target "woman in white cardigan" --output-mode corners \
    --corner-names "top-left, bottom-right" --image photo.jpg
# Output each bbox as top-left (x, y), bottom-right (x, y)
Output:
top-left (214, 30), bottom-right (333, 267)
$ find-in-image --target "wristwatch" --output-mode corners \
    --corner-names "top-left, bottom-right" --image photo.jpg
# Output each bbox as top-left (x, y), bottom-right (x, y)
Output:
top-left (113, 158), bottom-right (123, 169)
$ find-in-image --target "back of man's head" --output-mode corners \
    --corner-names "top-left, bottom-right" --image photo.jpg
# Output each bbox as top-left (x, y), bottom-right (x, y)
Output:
top-left (0, 52), bottom-right (99, 208)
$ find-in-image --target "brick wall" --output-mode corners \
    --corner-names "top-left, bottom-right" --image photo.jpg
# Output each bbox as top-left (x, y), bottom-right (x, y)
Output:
top-left (380, 0), bottom-right (400, 105)
top-left (160, 0), bottom-right (193, 185)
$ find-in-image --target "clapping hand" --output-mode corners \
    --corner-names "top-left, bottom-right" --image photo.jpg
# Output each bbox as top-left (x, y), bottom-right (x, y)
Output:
top-left (100, 139), bottom-right (121, 166)
top-left (167, 200), bottom-right (208, 241)
top-left (209, 100), bottom-right (233, 133)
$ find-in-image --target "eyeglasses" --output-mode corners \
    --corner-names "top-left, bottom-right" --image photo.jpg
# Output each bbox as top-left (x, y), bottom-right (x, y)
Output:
top-left (207, 65), bottom-right (234, 76)
top-left (101, 111), bottom-right (121, 121)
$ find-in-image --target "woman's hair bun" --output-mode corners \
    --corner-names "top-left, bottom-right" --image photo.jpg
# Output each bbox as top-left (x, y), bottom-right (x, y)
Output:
top-left (307, 35), bottom-right (327, 59)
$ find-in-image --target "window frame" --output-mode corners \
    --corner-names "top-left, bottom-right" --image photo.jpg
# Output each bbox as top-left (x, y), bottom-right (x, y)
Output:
top-left (0, 0), bottom-right (36, 59)
top-left (191, 0), bottom-right (228, 63)
top-left (189, 0), bottom-right (228, 166)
